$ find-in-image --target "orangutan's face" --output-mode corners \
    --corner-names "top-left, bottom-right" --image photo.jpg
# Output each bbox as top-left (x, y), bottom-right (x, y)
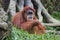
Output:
top-left (27, 12), bottom-right (33, 21)
top-left (25, 10), bottom-right (34, 21)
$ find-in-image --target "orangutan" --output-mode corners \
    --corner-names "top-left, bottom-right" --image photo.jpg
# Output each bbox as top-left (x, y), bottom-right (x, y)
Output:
top-left (12, 6), bottom-right (45, 34)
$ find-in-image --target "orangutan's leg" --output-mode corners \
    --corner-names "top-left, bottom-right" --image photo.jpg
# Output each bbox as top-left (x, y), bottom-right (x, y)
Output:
top-left (32, 26), bottom-right (42, 34)
top-left (37, 23), bottom-right (45, 33)
top-left (33, 25), bottom-right (45, 34)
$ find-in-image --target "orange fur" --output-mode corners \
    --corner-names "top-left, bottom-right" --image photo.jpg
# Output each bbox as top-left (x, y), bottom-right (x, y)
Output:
top-left (12, 6), bottom-right (45, 34)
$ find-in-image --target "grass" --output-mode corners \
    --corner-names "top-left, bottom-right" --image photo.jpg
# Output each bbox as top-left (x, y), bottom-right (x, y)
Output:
top-left (6, 26), bottom-right (60, 40)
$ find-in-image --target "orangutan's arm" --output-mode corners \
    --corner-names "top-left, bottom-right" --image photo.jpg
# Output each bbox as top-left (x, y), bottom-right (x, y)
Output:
top-left (20, 21), bottom-right (34, 31)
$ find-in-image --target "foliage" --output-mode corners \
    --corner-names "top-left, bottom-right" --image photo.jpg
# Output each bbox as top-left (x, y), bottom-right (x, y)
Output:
top-left (41, 0), bottom-right (60, 12)
top-left (51, 12), bottom-right (60, 20)
top-left (6, 26), bottom-right (60, 40)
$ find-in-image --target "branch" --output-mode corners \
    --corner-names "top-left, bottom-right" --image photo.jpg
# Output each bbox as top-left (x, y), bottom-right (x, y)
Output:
top-left (38, 20), bottom-right (60, 26)
top-left (1, 30), bottom-right (10, 40)
top-left (32, 0), bottom-right (43, 22)
top-left (37, 20), bottom-right (60, 26)
top-left (34, 0), bottom-right (60, 23)
top-left (42, 23), bottom-right (60, 26)
top-left (45, 30), bottom-right (60, 35)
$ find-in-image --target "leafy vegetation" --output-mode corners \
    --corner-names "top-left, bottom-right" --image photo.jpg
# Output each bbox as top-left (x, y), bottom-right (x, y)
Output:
top-left (6, 26), bottom-right (60, 40)
top-left (51, 12), bottom-right (60, 20)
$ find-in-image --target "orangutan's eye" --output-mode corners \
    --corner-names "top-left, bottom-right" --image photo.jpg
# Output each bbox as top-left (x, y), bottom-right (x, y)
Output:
top-left (27, 12), bottom-right (33, 15)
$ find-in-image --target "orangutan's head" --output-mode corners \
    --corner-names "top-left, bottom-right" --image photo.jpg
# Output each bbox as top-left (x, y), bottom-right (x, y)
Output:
top-left (22, 6), bottom-right (35, 21)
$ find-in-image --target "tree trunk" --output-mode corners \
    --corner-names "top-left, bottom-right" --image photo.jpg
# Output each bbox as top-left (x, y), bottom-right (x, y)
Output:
top-left (0, 4), bottom-right (11, 40)
top-left (34, 0), bottom-right (60, 23)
